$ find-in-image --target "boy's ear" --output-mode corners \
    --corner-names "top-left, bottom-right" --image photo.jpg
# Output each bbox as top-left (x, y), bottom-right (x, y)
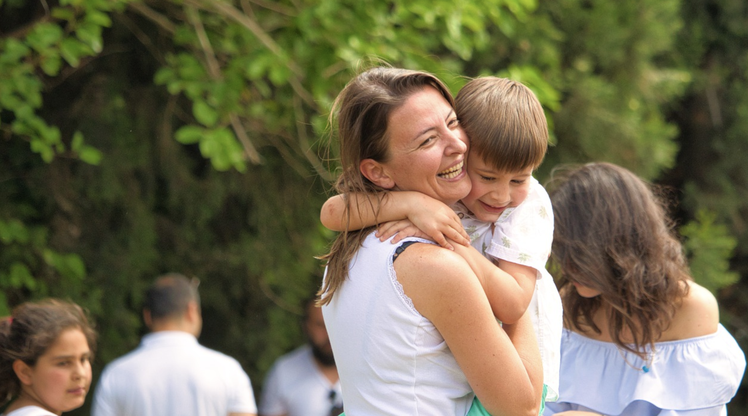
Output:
top-left (360, 159), bottom-right (395, 189)
top-left (13, 359), bottom-right (33, 386)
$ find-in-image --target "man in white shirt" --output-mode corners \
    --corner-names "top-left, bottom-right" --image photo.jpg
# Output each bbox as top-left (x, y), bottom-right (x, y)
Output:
top-left (91, 273), bottom-right (257, 416)
top-left (259, 297), bottom-right (342, 416)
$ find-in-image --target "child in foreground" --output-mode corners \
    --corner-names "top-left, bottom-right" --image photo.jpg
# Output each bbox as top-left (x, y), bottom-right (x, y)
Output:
top-left (0, 299), bottom-right (97, 416)
top-left (544, 162), bottom-right (745, 415)
top-left (321, 76), bottom-right (562, 410)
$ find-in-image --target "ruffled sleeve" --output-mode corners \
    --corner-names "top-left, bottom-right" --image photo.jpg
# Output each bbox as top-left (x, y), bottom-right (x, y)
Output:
top-left (545, 325), bottom-right (746, 416)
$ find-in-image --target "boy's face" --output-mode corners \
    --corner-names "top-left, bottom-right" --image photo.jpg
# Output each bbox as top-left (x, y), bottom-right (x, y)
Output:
top-left (462, 149), bottom-right (533, 223)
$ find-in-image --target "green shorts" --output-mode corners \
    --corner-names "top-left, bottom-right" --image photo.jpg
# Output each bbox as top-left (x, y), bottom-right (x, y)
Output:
top-left (468, 383), bottom-right (547, 416)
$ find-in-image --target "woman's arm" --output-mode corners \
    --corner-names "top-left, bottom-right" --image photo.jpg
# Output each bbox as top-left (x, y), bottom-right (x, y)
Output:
top-left (452, 243), bottom-right (537, 324)
top-left (320, 192), bottom-right (469, 248)
top-left (395, 243), bottom-right (543, 416)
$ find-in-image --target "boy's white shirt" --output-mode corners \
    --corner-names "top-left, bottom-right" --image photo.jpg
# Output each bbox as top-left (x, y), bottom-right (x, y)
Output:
top-left (453, 177), bottom-right (562, 402)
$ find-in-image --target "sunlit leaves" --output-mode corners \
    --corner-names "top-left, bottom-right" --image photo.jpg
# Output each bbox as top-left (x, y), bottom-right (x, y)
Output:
top-left (0, 1), bottom-right (116, 165)
top-left (681, 210), bottom-right (740, 293)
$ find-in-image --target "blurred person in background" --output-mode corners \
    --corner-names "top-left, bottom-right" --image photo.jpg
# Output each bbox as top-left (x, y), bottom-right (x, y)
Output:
top-left (259, 296), bottom-right (342, 416)
top-left (91, 273), bottom-right (257, 416)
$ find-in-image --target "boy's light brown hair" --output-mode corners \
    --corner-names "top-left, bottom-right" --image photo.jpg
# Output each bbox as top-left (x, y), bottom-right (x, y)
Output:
top-left (455, 77), bottom-right (548, 173)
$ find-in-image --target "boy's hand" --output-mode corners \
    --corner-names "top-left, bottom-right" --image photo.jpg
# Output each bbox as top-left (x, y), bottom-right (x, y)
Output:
top-left (375, 213), bottom-right (469, 250)
top-left (376, 219), bottom-right (433, 245)
top-left (398, 197), bottom-right (470, 249)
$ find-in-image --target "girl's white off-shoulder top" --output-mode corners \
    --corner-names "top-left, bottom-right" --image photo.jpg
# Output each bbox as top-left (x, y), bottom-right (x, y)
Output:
top-left (544, 324), bottom-right (746, 416)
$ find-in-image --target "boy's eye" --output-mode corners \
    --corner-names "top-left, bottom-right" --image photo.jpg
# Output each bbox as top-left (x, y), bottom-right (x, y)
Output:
top-left (512, 179), bottom-right (527, 184)
top-left (480, 175), bottom-right (494, 181)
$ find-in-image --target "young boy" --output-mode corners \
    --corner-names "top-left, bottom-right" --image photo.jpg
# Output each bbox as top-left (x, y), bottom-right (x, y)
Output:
top-left (320, 77), bottom-right (562, 409)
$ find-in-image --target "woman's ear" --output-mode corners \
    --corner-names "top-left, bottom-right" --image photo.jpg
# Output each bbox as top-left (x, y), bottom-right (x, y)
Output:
top-left (13, 359), bottom-right (33, 386)
top-left (360, 159), bottom-right (395, 189)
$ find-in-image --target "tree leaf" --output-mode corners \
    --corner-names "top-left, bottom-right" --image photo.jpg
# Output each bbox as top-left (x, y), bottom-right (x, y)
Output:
top-left (193, 100), bottom-right (219, 127)
top-left (174, 125), bottom-right (204, 144)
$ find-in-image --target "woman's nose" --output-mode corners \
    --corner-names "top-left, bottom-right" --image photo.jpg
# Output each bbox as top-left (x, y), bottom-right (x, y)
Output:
top-left (447, 127), bottom-right (468, 154)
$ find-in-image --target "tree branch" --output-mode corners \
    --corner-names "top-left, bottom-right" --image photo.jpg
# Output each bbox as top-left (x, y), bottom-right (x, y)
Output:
top-left (127, 2), bottom-right (176, 34)
top-left (294, 95), bottom-right (335, 181)
top-left (187, 0), bottom-right (317, 110)
top-left (244, 0), bottom-right (296, 16)
top-left (185, 5), bottom-right (221, 80)
top-left (230, 114), bottom-right (262, 164)
top-left (185, 4), bottom-right (261, 164)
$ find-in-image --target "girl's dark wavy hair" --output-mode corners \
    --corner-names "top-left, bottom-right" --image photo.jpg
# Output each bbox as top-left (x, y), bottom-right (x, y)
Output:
top-left (0, 299), bottom-right (97, 405)
top-left (547, 162), bottom-right (690, 358)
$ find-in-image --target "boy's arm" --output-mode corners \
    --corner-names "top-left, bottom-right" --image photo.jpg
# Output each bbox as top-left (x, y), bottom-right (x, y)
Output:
top-left (452, 243), bottom-right (537, 324)
top-left (320, 192), bottom-right (469, 248)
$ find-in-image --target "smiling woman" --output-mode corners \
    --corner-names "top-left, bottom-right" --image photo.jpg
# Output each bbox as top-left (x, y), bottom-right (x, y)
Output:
top-left (317, 67), bottom-right (543, 416)
top-left (0, 299), bottom-right (97, 416)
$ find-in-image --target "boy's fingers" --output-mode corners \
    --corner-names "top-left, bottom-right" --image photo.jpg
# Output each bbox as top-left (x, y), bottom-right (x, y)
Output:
top-left (433, 234), bottom-right (452, 250)
top-left (445, 227), bottom-right (469, 246)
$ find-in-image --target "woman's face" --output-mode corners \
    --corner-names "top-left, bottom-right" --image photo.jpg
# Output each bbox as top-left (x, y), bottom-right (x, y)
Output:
top-left (375, 86), bottom-right (470, 205)
top-left (20, 327), bottom-right (92, 414)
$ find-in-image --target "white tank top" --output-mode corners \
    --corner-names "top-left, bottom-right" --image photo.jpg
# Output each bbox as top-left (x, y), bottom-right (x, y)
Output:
top-left (322, 234), bottom-right (473, 415)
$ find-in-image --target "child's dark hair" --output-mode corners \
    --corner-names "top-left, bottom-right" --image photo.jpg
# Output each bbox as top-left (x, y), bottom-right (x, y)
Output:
top-left (455, 77), bottom-right (548, 173)
top-left (548, 162), bottom-right (690, 358)
top-left (0, 299), bottom-right (97, 404)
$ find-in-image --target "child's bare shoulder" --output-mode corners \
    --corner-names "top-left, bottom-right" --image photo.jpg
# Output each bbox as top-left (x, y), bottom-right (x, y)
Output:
top-left (666, 281), bottom-right (719, 340)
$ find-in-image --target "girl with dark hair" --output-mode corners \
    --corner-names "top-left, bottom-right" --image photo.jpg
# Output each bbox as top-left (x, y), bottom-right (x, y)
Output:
top-left (544, 162), bottom-right (745, 416)
top-left (0, 299), bottom-right (96, 416)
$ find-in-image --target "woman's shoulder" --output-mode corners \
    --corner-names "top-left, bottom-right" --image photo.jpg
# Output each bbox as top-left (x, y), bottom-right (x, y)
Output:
top-left (394, 241), bottom-right (473, 287)
top-left (392, 241), bottom-right (486, 318)
top-left (663, 280), bottom-right (719, 341)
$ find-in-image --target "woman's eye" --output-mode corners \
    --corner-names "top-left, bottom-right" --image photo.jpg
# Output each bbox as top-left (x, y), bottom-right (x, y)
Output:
top-left (448, 118), bottom-right (459, 128)
top-left (420, 137), bottom-right (435, 147)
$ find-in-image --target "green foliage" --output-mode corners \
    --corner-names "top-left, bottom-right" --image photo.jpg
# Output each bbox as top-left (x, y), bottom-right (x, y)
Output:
top-left (1, 0), bottom-right (746, 413)
top-left (0, 217), bottom-right (89, 315)
top-left (674, 0), bottom-right (748, 258)
top-left (149, 0), bottom-right (538, 172)
top-left (681, 210), bottom-right (739, 293)
top-left (536, 0), bottom-right (690, 180)
top-left (0, 0), bottom-right (118, 164)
